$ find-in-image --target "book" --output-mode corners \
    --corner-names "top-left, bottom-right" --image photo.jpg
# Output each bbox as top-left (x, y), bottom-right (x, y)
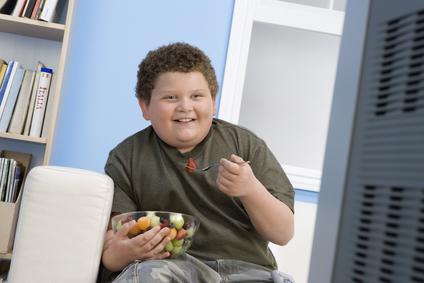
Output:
top-left (0, 0), bottom-right (17, 15)
top-left (34, 0), bottom-right (43, 19)
top-left (38, 0), bottom-right (57, 22)
top-left (0, 158), bottom-right (23, 203)
top-left (0, 61), bottom-right (14, 106)
top-left (22, 0), bottom-right (35, 18)
top-left (10, 163), bottom-right (22, 202)
top-left (0, 63), bottom-right (25, 132)
top-left (29, 67), bottom-right (52, 137)
top-left (41, 72), bottom-right (55, 138)
top-left (0, 0), bottom-right (8, 11)
top-left (0, 61), bottom-right (19, 119)
top-left (5, 159), bottom-right (16, 202)
top-left (0, 152), bottom-right (30, 202)
top-left (0, 61), bottom-right (8, 87)
top-left (19, 0), bottom-right (29, 17)
top-left (30, 0), bottom-right (40, 19)
top-left (11, 0), bottom-right (25, 16)
top-left (23, 61), bottom-right (43, 135)
top-left (0, 158), bottom-right (10, 201)
top-left (0, 158), bottom-right (4, 201)
top-left (8, 69), bottom-right (36, 134)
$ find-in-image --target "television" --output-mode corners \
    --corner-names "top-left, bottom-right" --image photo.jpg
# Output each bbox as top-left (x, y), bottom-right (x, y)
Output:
top-left (309, 0), bottom-right (424, 282)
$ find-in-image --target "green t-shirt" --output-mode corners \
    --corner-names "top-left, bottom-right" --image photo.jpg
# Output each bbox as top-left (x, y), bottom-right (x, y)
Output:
top-left (105, 119), bottom-right (294, 269)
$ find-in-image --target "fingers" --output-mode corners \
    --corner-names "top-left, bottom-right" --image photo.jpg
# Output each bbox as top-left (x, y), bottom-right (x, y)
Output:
top-left (216, 154), bottom-right (255, 197)
top-left (116, 220), bottom-right (136, 239)
top-left (220, 159), bottom-right (240, 175)
top-left (132, 226), bottom-right (171, 260)
top-left (102, 230), bottom-right (114, 251)
top-left (145, 236), bottom-right (171, 260)
top-left (153, 251), bottom-right (172, 260)
top-left (229, 154), bottom-right (244, 163)
top-left (133, 226), bottom-right (168, 249)
top-left (135, 225), bottom-right (160, 241)
top-left (216, 179), bottom-right (231, 195)
top-left (217, 165), bottom-right (233, 191)
top-left (219, 154), bottom-right (248, 176)
top-left (105, 229), bottom-right (114, 241)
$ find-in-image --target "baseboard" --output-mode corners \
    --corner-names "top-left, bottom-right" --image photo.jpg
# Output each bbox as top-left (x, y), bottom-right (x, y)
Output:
top-left (282, 164), bottom-right (321, 192)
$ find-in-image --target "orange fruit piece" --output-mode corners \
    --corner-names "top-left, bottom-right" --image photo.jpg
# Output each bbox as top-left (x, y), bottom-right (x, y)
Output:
top-left (176, 228), bottom-right (188, 240)
top-left (168, 228), bottom-right (177, 240)
top-left (137, 216), bottom-right (151, 231)
top-left (129, 223), bottom-right (142, 236)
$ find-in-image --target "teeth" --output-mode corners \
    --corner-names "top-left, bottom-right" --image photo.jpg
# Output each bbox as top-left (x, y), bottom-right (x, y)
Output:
top-left (178, 118), bottom-right (193, 122)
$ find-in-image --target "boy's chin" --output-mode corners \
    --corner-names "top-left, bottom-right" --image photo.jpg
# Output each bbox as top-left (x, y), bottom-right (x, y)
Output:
top-left (160, 131), bottom-right (210, 152)
top-left (172, 139), bottom-right (200, 153)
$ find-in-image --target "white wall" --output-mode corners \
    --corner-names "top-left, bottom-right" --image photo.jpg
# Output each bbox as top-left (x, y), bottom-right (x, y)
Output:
top-left (270, 199), bottom-right (317, 283)
top-left (238, 22), bottom-right (340, 171)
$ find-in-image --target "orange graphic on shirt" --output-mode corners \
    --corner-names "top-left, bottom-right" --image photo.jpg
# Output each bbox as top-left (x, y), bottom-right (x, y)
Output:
top-left (185, 158), bottom-right (197, 173)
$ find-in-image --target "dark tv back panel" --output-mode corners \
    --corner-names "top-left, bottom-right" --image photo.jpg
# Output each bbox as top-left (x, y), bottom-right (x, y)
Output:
top-left (333, 0), bottom-right (424, 282)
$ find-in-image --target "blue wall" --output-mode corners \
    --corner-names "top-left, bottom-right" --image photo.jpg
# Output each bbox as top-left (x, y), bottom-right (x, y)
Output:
top-left (50, 0), bottom-right (235, 172)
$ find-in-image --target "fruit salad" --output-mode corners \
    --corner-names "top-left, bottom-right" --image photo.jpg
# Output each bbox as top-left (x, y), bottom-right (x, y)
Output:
top-left (112, 211), bottom-right (199, 258)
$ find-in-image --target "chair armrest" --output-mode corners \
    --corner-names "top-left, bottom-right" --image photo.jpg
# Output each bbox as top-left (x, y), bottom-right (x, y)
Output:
top-left (8, 166), bottom-right (114, 283)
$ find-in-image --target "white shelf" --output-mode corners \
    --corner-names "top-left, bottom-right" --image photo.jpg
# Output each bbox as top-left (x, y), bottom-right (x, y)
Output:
top-left (255, 0), bottom-right (344, 35)
top-left (0, 14), bottom-right (65, 41)
top-left (0, 253), bottom-right (12, 260)
top-left (0, 133), bottom-right (47, 144)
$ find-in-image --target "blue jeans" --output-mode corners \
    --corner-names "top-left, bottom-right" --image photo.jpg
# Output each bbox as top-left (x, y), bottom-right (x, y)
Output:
top-left (112, 253), bottom-right (295, 283)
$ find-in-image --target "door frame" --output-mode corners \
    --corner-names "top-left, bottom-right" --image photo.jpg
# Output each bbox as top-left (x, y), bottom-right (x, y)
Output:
top-left (218, 0), bottom-right (345, 191)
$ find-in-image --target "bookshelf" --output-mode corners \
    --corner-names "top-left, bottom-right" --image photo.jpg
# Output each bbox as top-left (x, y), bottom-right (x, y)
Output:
top-left (0, 0), bottom-right (75, 260)
top-left (0, 0), bottom-right (75, 166)
top-left (0, 13), bottom-right (65, 40)
top-left (0, 132), bottom-right (46, 143)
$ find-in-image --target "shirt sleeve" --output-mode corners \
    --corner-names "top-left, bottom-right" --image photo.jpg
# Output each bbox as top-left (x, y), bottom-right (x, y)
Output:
top-left (105, 148), bottom-right (138, 213)
top-left (250, 141), bottom-right (295, 213)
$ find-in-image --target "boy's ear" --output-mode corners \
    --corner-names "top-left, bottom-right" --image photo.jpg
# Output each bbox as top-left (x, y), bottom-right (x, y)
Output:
top-left (138, 98), bottom-right (151, 120)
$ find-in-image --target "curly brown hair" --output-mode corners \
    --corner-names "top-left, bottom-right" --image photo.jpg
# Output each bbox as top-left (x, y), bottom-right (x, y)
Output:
top-left (135, 42), bottom-right (218, 104)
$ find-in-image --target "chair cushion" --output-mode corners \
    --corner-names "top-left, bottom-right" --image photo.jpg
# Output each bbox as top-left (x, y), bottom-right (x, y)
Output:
top-left (8, 166), bottom-right (114, 283)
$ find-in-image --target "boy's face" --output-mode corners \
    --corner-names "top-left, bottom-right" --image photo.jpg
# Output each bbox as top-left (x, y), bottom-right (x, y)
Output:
top-left (139, 71), bottom-right (217, 153)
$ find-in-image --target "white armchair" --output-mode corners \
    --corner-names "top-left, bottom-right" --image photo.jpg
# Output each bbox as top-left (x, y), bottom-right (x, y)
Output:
top-left (7, 166), bottom-right (114, 283)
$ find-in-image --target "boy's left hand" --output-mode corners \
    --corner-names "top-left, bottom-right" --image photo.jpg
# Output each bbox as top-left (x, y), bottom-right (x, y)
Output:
top-left (216, 154), bottom-right (258, 197)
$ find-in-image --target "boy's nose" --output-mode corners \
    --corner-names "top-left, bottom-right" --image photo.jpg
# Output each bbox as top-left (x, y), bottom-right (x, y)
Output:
top-left (177, 98), bottom-right (193, 111)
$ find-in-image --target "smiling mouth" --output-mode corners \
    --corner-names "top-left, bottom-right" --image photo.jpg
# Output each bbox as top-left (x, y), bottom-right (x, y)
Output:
top-left (175, 118), bottom-right (195, 123)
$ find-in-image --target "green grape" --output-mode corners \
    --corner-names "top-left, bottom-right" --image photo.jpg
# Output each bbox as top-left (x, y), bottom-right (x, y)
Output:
top-left (116, 220), bottom-right (123, 231)
top-left (165, 241), bottom-right (174, 252)
top-left (150, 215), bottom-right (161, 227)
top-left (172, 239), bottom-right (184, 247)
top-left (186, 227), bottom-right (195, 237)
top-left (146, 212), bottom-right (156, 217)
top-left (170, 213), bottom-right (184, 230)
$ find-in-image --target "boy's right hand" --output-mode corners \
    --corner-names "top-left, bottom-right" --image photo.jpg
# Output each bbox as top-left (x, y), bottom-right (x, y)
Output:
top-left (101, 220), bottom-right (171, 272)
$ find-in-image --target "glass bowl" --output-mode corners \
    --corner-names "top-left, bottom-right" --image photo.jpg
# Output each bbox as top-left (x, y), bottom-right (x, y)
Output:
top-left (111, 211), bottom-right (200, 258)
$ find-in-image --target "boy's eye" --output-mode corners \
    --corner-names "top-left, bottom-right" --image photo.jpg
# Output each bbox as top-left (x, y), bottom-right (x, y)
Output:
top-left (192, 94), bottom-right (204, 99)
top-left (164, 95), bottom-right (177, 100)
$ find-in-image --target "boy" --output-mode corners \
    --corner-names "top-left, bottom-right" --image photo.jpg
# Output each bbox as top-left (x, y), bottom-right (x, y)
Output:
top-left (100, 42), bottom-right (295, 283)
